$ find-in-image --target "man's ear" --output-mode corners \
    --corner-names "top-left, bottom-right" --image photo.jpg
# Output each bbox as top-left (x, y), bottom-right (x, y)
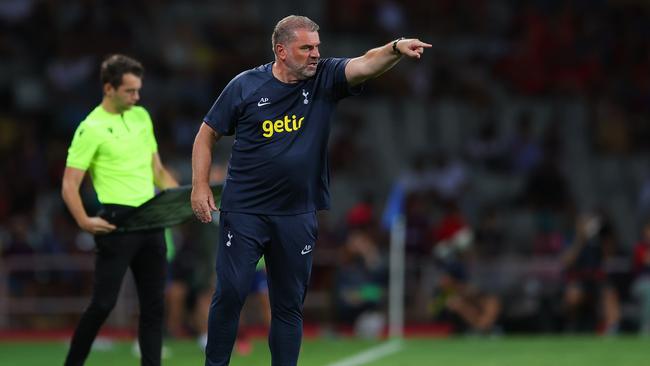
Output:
top-left (276, 44), bottom-right (286, 60)
top-left (103, 83), bottom-right (114, 96)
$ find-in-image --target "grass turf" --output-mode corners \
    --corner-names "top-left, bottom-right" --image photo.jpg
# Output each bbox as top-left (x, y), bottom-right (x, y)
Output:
top-left (0, 336), bottom-right (646, 365)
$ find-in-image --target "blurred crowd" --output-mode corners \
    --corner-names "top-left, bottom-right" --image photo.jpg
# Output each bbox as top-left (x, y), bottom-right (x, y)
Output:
top-left (2, 0), bottom-right (650, 337)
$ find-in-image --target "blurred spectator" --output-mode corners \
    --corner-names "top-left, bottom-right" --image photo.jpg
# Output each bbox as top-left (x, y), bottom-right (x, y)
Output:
top-left (428, 203), bottom-right (500, 335)
top-left (165, 221), bottom-right (218, 340)
top-left (561, 212), bottom-right (620, 334)
top-left (334, 228), bottom-right (387, 327)
top-left (430, 201), bottom-right (473, 263)
top-left (430, 263), bottom-right (501, 335)
top-left (166, 164), bottom-right (224, 345)
top-left (631, 221), bottom-right (650, 335)
top-left (346, 198), bottom-right (375, 230)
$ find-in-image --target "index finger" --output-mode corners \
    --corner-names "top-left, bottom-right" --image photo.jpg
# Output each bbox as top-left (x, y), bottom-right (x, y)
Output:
top-left (97, 217), bottom-right (115, 226)
top-left (99, 220), bottom-right (117, 230)
top-left (96, 226), bottom-right (115, 234)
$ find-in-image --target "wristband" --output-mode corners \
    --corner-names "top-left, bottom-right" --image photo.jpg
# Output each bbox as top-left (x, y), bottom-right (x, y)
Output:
top-left (392, 37), bottom-right (405, 55)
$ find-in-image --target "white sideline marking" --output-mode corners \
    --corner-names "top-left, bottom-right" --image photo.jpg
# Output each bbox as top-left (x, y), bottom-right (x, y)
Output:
top-left (326, 339), bottom-right (403, 366)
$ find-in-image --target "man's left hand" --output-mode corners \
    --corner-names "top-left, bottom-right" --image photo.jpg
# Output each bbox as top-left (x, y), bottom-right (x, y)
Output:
top-left (396, 39), bottom-right (432, 59)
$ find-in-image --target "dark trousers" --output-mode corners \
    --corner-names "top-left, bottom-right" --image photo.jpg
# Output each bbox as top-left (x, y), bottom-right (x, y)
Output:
top-left (205, 211), bottom-right (317, 366)
top-left (64, 206), bottom-right (167, 366)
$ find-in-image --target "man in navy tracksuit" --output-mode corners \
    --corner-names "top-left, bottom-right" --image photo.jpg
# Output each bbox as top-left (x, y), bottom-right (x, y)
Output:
top-left (191, 15), bottom-right (430, 366)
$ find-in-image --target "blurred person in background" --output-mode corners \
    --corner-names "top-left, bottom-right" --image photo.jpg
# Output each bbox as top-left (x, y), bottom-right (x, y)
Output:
top-left (61, 54), bottom-right (178, 366)
top-left (191, 14), bottom-right (430, 366)
top-left (430, 262), bottom-right (501, 335)
top-left (430, 201), bottom-right (473, 262)
top-left (632, 221), bottom-right (650, 335)
top-left (334, 210), bottom-right (386, 332)
top-left (165, 220), bottom-right (219, 345)
top-left (428, 203), bottom-right (501, 335)
top-left (561, 212), bottom-right (620, 334)
top-left (166, 164), bottom-right (225, 348)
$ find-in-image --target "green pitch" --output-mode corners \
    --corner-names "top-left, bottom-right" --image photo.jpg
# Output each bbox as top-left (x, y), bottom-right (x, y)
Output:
top-left (0, 336), bottom-right (646, 365)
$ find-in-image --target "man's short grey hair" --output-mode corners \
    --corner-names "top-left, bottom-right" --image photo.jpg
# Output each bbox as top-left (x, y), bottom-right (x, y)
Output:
top-left (272, 15), bottom-right (319, 53)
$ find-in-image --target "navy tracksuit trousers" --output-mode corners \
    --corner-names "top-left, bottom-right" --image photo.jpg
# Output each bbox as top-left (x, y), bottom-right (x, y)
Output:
top-left (205, 211), bottom-right (317, 366)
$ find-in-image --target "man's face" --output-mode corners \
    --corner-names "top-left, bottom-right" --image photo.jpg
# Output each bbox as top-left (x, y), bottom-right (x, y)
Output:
top-left (105, 73), bottom-right (141, 113)
top-left (283, 29), bottom-right (320, 80)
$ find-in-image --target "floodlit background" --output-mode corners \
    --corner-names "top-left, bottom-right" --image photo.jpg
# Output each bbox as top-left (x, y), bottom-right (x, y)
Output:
top-left (1, 0), bottom-right (650, 365)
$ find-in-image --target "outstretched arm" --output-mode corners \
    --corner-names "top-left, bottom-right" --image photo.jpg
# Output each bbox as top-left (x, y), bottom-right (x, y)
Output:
top-left (191, 122), bottom-right (222, 223)
top-left (345, 38), bottom-right (431, 87)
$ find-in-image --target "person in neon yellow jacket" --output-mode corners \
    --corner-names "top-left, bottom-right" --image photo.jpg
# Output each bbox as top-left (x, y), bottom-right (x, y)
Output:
top-left (61, 54), bottom-right (178, 366)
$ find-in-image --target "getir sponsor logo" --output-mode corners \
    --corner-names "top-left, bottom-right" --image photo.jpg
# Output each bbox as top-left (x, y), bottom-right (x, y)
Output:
top-left (262, 115), bottom-right (304, 138)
